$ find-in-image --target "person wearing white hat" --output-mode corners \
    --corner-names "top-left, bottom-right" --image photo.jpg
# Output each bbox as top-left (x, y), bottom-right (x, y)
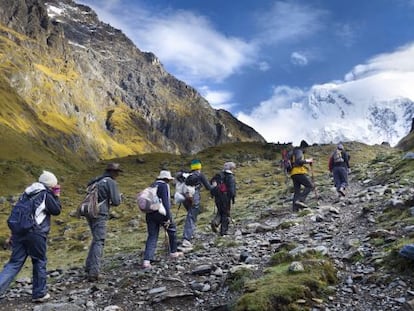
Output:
top-left (142, 170), bottom-right (183, 269)
top-left (0, 170), bottom-right (61, 303)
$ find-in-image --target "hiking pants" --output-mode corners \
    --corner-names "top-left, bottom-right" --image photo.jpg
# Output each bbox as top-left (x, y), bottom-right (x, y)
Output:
top-left (291, 174), bottom-right (314, 204)
top-left (85, 215), bottom-right (107, 277)
top-left (333, 166), bottom-right (348, 191)
top-left (215, 193), bottom-right (231, 235)
top-left (144, 212), bottom-right (178, 261)
top-left (0, 232), bottom-right (48, 299)
top-left (183, 190), bottom-right (200, 241)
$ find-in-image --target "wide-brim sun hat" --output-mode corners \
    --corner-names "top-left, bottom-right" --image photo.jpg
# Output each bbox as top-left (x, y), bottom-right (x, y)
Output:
top-left (106, 163), bottom-right (123, 172)
top-left (157, 170), bottom-right (174, 180)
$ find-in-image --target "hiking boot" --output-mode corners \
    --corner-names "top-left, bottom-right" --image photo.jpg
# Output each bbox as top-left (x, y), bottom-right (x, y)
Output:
top-left (181, 239), bottom-right (192, 248)
top-left (170, 251), bottom-right (184, 259)
top-left (142, 260), bottom-right (152, 270)
top-left (211, 222), bottom-right (218, 233)
top-left (32, 293), bottom-right (50, 303)
top-left (87, 274), bottom-right (99, 282)
top-left (295, 201), bottom-right (308, 208)
top-left (338, 187), bottom-right (346, 197)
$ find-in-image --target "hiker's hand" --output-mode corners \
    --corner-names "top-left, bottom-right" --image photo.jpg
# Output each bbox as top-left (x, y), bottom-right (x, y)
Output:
top-left (348, 168), bottom-right (351, 174)
top-left (3, 236), bottom-right (12, 250)
top-left (306, 158), bottom-right (313, 164)
top-left (52, 185), bottom-right (61, 197)
top-left (162, 220), bottom-right (171, 229)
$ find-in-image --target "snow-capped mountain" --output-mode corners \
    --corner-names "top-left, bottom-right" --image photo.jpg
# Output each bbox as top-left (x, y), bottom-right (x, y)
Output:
top-left (305, 85), bottom-right (414, 146)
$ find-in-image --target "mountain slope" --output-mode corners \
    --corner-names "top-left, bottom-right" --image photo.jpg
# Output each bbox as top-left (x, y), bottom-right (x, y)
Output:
top-left (0, 0), bottom-right (265, 165)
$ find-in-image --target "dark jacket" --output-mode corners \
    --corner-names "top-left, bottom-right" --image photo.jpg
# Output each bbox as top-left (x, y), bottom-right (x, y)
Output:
top-left (22, 182), bottom-right (61, 235)
top-left (328, 149), bottom-right (350, 172)
top-left (154, 180), bottom-right (172, 219)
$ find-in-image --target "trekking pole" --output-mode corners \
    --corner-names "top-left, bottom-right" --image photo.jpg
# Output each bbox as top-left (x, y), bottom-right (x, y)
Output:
top-left (309, 162), bottom-right (320, 205)
top-left (163, 226), bottom-right (170, 256)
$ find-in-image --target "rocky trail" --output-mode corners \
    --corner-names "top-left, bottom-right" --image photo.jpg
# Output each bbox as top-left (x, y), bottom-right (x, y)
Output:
top-left (1, 163), bottom-right (414, 311)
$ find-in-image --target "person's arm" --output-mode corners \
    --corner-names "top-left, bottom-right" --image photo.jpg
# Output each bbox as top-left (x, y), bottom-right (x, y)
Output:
top-left (107, 179), bottom-right (122, 206)
top-left (200, 173), bottom-right (213, 191)
top-left (228, 174), bottom-right (236, 203)
top-left (157, 182), bottom-right (171, 219)
top-left (44, 189), bottom-right (62, 216)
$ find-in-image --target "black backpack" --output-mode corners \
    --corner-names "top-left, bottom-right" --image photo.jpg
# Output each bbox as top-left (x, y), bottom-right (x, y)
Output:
top-left (184, 172), bottom-right (200, 186)
top-left (210, 172), bottom-right (229, 197)
top-left (7, 191), bottom-right (45, 234)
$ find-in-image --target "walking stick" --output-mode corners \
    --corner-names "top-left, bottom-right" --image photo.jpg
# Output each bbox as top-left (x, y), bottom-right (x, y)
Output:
top-left (163, 225), bottom-right (170, 256)
top-left (309, 162), bottom-right (320, 205)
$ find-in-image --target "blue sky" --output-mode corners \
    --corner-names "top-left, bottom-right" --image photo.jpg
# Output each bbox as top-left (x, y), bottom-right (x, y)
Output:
top-left (74, 0), bottom-right (414, 144)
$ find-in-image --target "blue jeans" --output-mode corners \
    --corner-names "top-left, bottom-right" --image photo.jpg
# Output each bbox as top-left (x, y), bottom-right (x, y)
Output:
top-left (143, 212), bottom-right (178, 261)
top-left (183, 191), bottom-right (200, 241)
top-left (333, 166), bottom-right (348, 190)
top-left (0, 232), bottom-right (48, 299)
top-left (85, 216), bottom-right (107, 276)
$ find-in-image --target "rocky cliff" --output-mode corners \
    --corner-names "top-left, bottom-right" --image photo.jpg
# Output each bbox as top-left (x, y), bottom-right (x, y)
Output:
top-left (0, 0), bottom-right (265, 163)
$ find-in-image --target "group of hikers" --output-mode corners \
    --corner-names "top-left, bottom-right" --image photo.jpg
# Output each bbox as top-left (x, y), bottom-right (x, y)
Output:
top-left (0, 159), bottom-right (237, 302)
top-left (283, 143), bottom-right (351, 211)
top-left (0, 143), bottom-right (350, 303)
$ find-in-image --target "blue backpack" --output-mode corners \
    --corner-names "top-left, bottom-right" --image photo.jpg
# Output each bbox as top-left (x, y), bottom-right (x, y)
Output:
top-left (7, 192), bottom-right (44, 234)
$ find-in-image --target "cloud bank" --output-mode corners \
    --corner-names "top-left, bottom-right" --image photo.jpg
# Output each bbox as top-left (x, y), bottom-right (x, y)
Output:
top-left (237, 43), bottom-right (414, 146)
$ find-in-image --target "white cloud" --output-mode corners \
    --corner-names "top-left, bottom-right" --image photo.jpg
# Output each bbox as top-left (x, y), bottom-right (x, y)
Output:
top-left (77, 1), bottom-right (256, 84)
top-left (290, 52), bottom-right (308, 66)
top-left (258, 61), bottom-right (271, 72)
top-left (254, 1), bottom-right (327, 45)
top-left (199, 86), bottom-right (234, 110)
top-left (238, 43), bottom-right (414, 145)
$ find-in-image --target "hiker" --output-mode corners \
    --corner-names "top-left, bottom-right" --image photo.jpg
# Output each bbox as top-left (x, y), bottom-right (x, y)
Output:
top-left (328, 143), bottom-right (350, 196)
top-left (288, 147), bottom-right (314, 211)
top-left (180, 159), bottom-right (212, 251)
top-left (210, 162), bottom-right (237, 236)
top-left (0, 171), bottom-right (61, 302)
top-left (142, 170), bottom-right (183, 269)
top-left (84, 163), bottom-right (122, 282)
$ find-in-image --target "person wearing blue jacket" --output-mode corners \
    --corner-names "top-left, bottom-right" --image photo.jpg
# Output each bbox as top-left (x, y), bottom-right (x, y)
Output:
top-left (142, 170), bottom-right (183, 269)
top-left (0, 170), bottom-right (62, 303)
top-left (85, 163), bottom-right (122, 281)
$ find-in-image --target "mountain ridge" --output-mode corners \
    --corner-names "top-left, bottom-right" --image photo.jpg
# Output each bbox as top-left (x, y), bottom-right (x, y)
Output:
top-left (0, 0), bottom-right (265, 166)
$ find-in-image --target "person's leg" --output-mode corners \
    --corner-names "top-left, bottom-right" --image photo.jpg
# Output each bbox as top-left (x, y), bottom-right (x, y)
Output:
top-left (332, 168), bottom-right (341, 191)
top-left (0, 236), bottom-right (27, 296)
top-left (143, 214), bottom-right (160, 261)
top-left (166, 221), bottom-right (178, 253)
top-left (291, 175), bottom-right (301, 206)
top-left (298, 174), bottom-right (313, 202)
top-left (85, 216), bottom-right (107, 277)
top-left (183, 191), bottom-right (200, 242)
top-left (220, 200), bottom-right (231, 236)
top-left (28, 233), bottom-right (48, 299)
top-left (183, 206), bottom-right (199, 242)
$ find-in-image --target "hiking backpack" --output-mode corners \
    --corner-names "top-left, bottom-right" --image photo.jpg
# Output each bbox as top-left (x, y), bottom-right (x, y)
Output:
top-left (7, 191), bottom-right (45, 234)
top-left (210, 172), bottom-right (230, 197)
top-left (77, 179), bottom-right (106, 218)
top-left (174, 171), bottom-right (197, 204)
top-left (332, 149), bottom-right (344, 163)
top-left (136, 185), bottom-right (165, 214)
